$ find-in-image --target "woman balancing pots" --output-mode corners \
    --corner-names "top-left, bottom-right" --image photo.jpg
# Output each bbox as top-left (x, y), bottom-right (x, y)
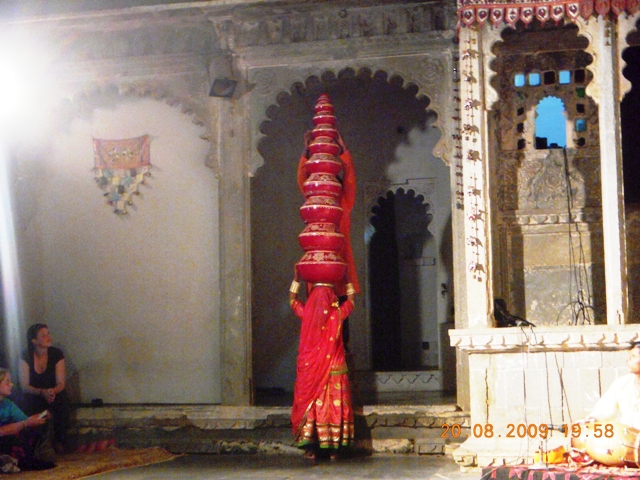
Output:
top-left (295, 94), bottom-right (359, 295)
top-left (289, 94), bottom-right (360, 461)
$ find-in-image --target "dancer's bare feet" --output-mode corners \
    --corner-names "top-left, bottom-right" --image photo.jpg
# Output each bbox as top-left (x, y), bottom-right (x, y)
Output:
top-left (303, 449), bottom-right (317, 461)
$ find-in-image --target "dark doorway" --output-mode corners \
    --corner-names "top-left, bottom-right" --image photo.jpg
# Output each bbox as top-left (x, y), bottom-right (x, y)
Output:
top-left (622, 45), bottom-right (640, 206)
top-left (369, 189), bottom-right (433, 371)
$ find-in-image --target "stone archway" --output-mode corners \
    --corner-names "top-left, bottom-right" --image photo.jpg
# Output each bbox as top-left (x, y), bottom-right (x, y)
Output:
top-left (214, 14), bottom-right (460, 404)
top-left (250, 67), bottom-right (454, 403)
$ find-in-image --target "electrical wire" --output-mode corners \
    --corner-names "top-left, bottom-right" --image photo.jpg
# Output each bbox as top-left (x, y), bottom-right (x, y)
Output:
top-left (556, 147), bottom-right (596, 325)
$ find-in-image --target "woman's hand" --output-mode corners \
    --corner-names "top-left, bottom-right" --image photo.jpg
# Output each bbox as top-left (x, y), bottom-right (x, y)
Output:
top-left (25, 412), bottom-right (48, 428)
top-left (302, 130), bottom-right (312, 158)
top-left (336, 132), bottom-right (347, 155)
top-left (42, 388), bottom-right (56, 404)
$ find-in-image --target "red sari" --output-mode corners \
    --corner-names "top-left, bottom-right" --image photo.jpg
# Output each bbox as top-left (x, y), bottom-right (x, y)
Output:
top-left (290, 286), bottom-right (355, 450)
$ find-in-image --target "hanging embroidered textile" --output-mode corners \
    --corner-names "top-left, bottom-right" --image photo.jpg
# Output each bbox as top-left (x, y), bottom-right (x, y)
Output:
top-left (457, 0), bottom-right (638, 28)
top-left (93, 135), bottom-right (151, 215)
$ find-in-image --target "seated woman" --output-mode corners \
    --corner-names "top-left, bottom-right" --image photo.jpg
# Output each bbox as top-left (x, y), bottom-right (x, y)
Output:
top-left (0, 367), bottom-right (54, 471)
top-left (19, 324), bottom-right (71, 455)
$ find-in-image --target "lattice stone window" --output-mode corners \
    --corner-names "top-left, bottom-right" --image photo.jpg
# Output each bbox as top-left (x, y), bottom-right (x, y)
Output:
top-left (543, 71), bottom-right (556, 85)
top-left (514, 69), bottom-right (582, 89)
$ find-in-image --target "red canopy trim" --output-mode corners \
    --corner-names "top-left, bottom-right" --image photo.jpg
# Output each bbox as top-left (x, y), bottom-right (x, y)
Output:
top-left (458, 0), bottom-right (638, 28)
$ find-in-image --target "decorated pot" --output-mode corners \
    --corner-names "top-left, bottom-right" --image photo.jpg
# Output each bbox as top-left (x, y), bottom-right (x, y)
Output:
top-left (298, 223), bottom-right (344, 252)
top-left (296, 250), bottom-right (347, 283)
top-left (304, 153), bottom-right (342, 175)
top-left (315, 98), bottom-right (334, 115)
top-left (308, 136), bottom-right (340, 156)
top-left (312, 114), bottom-right (337, 126)
top-left (302, 173), bottom-right (342, 199)
top-left (299, 196), bottom-right (343, 224)
top-left (311, 125), bottom-right (338, 139)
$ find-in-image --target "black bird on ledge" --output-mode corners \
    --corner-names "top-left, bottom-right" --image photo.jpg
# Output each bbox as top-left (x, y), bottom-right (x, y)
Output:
top-left (494, 298), bottom-right (536, 328)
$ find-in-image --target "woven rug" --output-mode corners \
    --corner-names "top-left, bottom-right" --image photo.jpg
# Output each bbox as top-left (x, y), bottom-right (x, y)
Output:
top-left (14, 447), bottom-right (178, 479)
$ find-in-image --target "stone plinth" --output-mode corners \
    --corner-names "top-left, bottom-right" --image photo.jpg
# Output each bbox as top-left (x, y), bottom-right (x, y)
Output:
top-left (355, 371), bottom-right (444, 393)
top-left (69, 404), bottom-right (469, 456)
top-left (449, 325), bottom-right (640, 467)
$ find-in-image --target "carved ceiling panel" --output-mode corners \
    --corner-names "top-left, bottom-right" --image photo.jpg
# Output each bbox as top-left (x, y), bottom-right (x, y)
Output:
top-left (210, 2), bottom-right (455, 49)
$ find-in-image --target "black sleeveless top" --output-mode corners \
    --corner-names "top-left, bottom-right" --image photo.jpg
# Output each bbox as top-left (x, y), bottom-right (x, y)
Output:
top-left (21, 347), bottom-right (64, 389)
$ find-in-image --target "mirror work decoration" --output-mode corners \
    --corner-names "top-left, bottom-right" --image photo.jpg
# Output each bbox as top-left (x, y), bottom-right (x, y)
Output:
top-left (457, 0), bottom-right (637, 28)
top-left (93, 135), bottom-right (151, 215)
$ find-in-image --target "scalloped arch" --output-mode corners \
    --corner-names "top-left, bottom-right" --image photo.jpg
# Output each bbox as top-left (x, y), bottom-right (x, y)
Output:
top-left (487, 21), bottom-right (591, 110)
top-left (366, 183), bottom-right (437, 237)
top-left (54, 82), bottom-right (213, 167)
top-left (62, 83), bottom-right (208, 127)
top-left (619, 14), bottom-right (640, 100)
top-left (255, 64), bottom-right (450, 171)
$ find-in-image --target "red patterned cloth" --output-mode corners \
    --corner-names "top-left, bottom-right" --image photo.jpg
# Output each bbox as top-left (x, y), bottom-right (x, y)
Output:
top-left (290, 287), bottom-right (354, 450)
top-left (93, 135), bottom-right (151, 214)
top-left (483, 465), bottom-right (640, 480)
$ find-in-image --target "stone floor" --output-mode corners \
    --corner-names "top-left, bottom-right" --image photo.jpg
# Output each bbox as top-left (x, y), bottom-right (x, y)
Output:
top-left (91, 453), bottom-right (484, 479)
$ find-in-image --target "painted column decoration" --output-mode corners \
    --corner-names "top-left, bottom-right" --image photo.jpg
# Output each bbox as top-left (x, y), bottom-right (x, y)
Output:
top-left (461, 34), bottom-right (485, 283)
top-left (459, 27), bottom-right (493, 328)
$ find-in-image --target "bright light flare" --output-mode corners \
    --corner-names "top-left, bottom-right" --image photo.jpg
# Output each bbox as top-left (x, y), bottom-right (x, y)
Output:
top-left (0, 29), bottom-right (56, 134)
top-left (0, 28), bottom-right (54, 371)
top-left (0, 146), bottom-right (22, 373)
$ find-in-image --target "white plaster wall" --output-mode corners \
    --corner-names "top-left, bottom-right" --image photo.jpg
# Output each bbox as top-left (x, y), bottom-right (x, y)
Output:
top-left (15, 97), bottom-right (221, 404)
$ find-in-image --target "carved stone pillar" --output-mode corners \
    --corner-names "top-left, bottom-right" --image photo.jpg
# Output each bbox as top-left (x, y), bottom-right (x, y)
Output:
top-left (582, 18), bottom-right (629, 325)
top-left (211, 92), bottom-right (252, 406)
top-left (458, 27), bottom-right (494, 328)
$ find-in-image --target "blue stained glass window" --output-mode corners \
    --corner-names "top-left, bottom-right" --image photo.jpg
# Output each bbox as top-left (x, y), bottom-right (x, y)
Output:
top-left (514, 73), bottom-right (526, 87)
top-left (559, 70), bottom-right (571, 84)
top-left (528, 73), bottom-right (541, 86)
top-left (575, 119), bottom-right (587, 132)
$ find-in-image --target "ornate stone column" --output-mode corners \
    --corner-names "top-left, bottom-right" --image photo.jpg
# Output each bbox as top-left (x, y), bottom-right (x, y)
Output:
top-left (458, 26), bottom-right (495, 328)
top-left (582, 18), bottom-right (629, 325)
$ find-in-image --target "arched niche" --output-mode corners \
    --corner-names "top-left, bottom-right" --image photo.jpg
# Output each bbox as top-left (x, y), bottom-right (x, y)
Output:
top-left (487, 20), bottom-right (605, 326)
top-left (366, 187), bottom-right (441, 371)
top-left (250, 66), bottom-right (453, 399)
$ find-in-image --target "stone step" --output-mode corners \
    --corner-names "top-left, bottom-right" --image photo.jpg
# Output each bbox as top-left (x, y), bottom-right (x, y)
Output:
top-left (70, 404), bottom-right (470, 455)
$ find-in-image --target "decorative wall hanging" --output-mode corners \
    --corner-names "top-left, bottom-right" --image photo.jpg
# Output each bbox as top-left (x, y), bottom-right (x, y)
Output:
top-left (93, 135), bottom-right (151, 215)
top-left (457, 0), bottom-right (637, 28)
